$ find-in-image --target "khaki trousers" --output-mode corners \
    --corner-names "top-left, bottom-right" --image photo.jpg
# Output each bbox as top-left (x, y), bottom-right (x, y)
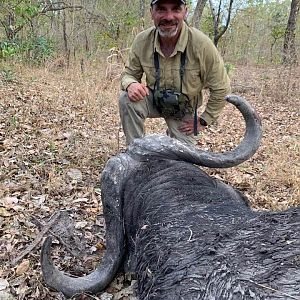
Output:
top-left (119, 91), bottom-right (198, 145)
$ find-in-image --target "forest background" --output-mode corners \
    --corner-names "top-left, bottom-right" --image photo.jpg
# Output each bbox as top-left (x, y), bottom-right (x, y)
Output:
top-left (0, 0), bottom-right (299, 299)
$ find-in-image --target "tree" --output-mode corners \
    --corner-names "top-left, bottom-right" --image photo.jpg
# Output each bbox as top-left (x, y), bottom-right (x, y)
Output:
top-left (0, 1), bottom-right (82, 42)
top-left (192, 0), bottom-right (207, 28)
top-left (140, 0), bottom-right (145, 29)
top-left (282, 0), bottom-right (300, 65)
top-left (208, 0), bottom-right (234, 47)
top-left (268, 6), bottom-right (288, 62)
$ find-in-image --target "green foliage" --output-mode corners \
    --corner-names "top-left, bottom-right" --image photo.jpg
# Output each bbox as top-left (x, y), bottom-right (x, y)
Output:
top-left (0, 1), bottom-right (54, 64)
top-left (8, 1), bottom-right (40, 28)
top-left (0, 0), bottom-right (298, 65)
top-left (22, 35), bottom-right (55, 64)
top-left (91, 0), bottom-right (143, 51)
top-left (215, 0), bottom-right (296, 65)
top-left (14, 1), bottom-right (40, 17)
top-left (270, 8), bottom-right (287, 41)
top-left (9, 115), bottom-right (18, 128)
top-left (185, 0), bottom-right (193, 9)
top-left (224, 62), bottom-right (235, 76)
top-left (0, 41), bottom-right (19, 58)
top-left (0, 35), bottom-right (54, 64)
top-left (199, 7), bottom-right (214, 37)
top-left (0, 67), bottom-right (16, 83)
top-left (95, 8), bottom-right (141, 49)
top-left (0, 1), bottom-right (41, 39)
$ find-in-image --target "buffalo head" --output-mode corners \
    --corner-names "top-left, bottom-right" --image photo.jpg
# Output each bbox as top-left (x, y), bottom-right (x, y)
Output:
top-left (40, 96), bottom-right (299, 298)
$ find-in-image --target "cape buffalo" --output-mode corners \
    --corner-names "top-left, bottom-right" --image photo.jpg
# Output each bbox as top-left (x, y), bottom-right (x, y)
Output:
top-left (41, 95), bottom-right (300, 299)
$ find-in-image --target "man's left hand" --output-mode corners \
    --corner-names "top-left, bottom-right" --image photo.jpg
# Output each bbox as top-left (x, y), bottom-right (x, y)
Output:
top-left (178, 118), bottom-right (206, 135)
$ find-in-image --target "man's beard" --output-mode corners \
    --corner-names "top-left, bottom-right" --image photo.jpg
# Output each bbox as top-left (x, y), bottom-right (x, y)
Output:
top-left (157, 20), bottom-right (179, 38)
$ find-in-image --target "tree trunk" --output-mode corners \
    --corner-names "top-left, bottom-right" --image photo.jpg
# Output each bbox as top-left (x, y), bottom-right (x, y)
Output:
top-left (209, 0), bottom-right (234, 47)
top-left (282, 0), bottom-right (300, 65)
top-left (192, 0), bottom-right (207, 29)
top-left (140, 0), bottom-right (145, 30)
top-left (1, 11), bottom-right (18, 41)
top-left (62, 10), bottom-right (70, 67)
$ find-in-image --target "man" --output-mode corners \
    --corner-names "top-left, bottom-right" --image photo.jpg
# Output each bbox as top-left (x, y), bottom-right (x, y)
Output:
top-left (119, 0), bottom-right (230, 145)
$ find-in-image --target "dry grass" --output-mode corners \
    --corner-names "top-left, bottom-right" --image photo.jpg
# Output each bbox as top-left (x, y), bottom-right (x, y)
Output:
top-left (0, 60), bottom-right (299, 299)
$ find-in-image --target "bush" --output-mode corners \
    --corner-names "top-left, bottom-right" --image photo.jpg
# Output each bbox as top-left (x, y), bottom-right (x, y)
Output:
top-left (0, 41), bottom-right (20, 59)
top-left (0, 35), bottom-right (54, 65)
top-left (22, 35), bottom-right (55, 64)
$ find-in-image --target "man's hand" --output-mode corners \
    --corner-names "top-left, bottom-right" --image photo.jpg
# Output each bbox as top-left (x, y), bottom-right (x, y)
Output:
top-left (178, 118), bottom-right (206, 135)
top-left (127, 83), bottom-right (149, 102)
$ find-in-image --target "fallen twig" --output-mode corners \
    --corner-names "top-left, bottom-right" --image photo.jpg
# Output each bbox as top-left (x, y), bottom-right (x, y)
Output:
top-left (11, 211), bottom-right (62, 266)
top-left (31, 215), bottom-right (79, 257)
top-left (48, 229), bottom-right (79, 257)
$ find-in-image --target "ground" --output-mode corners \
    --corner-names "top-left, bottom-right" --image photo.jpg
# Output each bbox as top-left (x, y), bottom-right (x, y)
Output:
top-left (0, 61), bottom-right (299, 299)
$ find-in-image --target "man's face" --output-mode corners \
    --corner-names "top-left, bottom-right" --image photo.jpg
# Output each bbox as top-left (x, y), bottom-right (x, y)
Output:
top-left (151, 1), bottom-right (187, 38)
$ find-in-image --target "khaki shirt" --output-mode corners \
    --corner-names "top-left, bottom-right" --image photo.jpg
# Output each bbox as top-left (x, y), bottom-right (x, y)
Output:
top-left (121, 22), bottom-right (231, 125)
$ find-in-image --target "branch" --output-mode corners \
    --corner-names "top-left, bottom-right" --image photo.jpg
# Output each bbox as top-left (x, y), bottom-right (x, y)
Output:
top-left (84, 8), bottom-right (109, 23)
top-left (192, 0), bottom-right (207, 28)
top-left (216, 0), bottom-right (222, 29)
top-left (40, 4), bottom-right (83, 13)
top-left (11, 211), bottom-right (62, 266)
top-left (215, 0), bottom-right (234, 45)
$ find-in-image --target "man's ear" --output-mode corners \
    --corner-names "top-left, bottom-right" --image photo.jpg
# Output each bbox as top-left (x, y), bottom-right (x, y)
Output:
top-left (185, 7), bottom-right (188, 20)
top-left (150, 7), bottom-right (154, 20)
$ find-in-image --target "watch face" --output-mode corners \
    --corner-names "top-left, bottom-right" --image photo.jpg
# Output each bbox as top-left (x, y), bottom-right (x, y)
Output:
top-left (200, 118), bottom-right (207, 126)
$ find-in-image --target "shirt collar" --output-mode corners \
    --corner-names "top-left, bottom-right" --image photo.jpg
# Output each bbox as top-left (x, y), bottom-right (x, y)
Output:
top-left (154, 21), bottom-right (188, 57)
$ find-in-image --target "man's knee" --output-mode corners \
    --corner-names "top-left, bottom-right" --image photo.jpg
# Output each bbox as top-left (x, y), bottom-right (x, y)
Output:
top-left (119, 92), bottom-right (150, 121)
top-left (119, 91), bottom-right (130, 109)
top-left (166, 118), bottom-right (198, 146)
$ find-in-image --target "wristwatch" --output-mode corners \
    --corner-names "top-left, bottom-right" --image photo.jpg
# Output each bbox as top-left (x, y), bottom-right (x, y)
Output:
top-left (199, 118), bottom-right (208, 126)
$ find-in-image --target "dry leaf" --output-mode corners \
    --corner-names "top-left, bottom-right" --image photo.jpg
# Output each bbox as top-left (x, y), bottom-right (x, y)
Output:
top-left (114, 285), bottom-right (136, 300)
top-left (15, 260), bottom-right (30, 276)
top-left (72, 197), bottom-right (89, 203)
top-left (66, 169), bottom-right (83, 182)
top-left (75, 221), bottom-right (88, 229)
top-left (0, 279), bottom-right (9, 291)
top-left (96, 241), bottom-right (106, 251)
top-left (0, 208), bottom-right (11, 217)
top-left (0, 197), bottom-right (18, 208)
top-left (0, 62), bottom-right (299, 299)
top-left (0, 291), bottom-right (14, 300)
top-left (100, 292), bottom-right (113, 300)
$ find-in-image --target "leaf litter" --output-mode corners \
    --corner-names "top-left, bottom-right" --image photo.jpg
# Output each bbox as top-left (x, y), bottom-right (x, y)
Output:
top-left (0, 62), bottom-right (299, 299)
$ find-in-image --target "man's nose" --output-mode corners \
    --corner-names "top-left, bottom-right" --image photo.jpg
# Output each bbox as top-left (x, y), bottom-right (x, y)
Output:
top-left (163, 10), bottom-right (175, 20)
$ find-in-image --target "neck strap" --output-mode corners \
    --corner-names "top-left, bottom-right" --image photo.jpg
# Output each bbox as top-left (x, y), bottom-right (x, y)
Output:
top-left (154, 48), bottom-right (186, 92)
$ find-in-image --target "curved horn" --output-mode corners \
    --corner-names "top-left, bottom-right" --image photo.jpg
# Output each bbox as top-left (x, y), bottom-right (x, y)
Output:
top-left (41, 155), bottom-right (130, 298)
top-left (128, 95), bottom-right (262, 168)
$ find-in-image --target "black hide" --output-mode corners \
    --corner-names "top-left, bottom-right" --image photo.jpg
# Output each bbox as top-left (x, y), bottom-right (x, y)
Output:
top-left (41, 95), bottom-right (298, 299)
top-left (112, 159), bottom-right (300, 300)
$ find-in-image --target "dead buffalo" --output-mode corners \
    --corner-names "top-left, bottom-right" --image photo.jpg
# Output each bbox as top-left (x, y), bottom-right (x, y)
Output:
top-left (41, 95), bottom-right (300, 299)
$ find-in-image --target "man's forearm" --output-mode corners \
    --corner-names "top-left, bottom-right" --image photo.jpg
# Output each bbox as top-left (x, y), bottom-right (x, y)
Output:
top-left (121, 73), bottom-right (139, 91)
top-left (201, 86), bottom-right (231, 125)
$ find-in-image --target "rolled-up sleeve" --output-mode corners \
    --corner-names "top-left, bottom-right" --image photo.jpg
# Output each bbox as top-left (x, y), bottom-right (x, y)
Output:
top-left (200, 44), bottom-right (231, 125)
top-left (121, 42), bottom-right (144, 91)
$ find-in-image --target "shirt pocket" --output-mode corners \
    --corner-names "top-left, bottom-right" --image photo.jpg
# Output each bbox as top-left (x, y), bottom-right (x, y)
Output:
top-left (142, 65), bottom-right (156, 89)
top-left (183, 68), bottom-right (203, 96)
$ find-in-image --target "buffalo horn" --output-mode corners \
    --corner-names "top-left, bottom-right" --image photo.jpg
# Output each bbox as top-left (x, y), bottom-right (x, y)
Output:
top-left (128, 94), bottom-right (262, 168)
